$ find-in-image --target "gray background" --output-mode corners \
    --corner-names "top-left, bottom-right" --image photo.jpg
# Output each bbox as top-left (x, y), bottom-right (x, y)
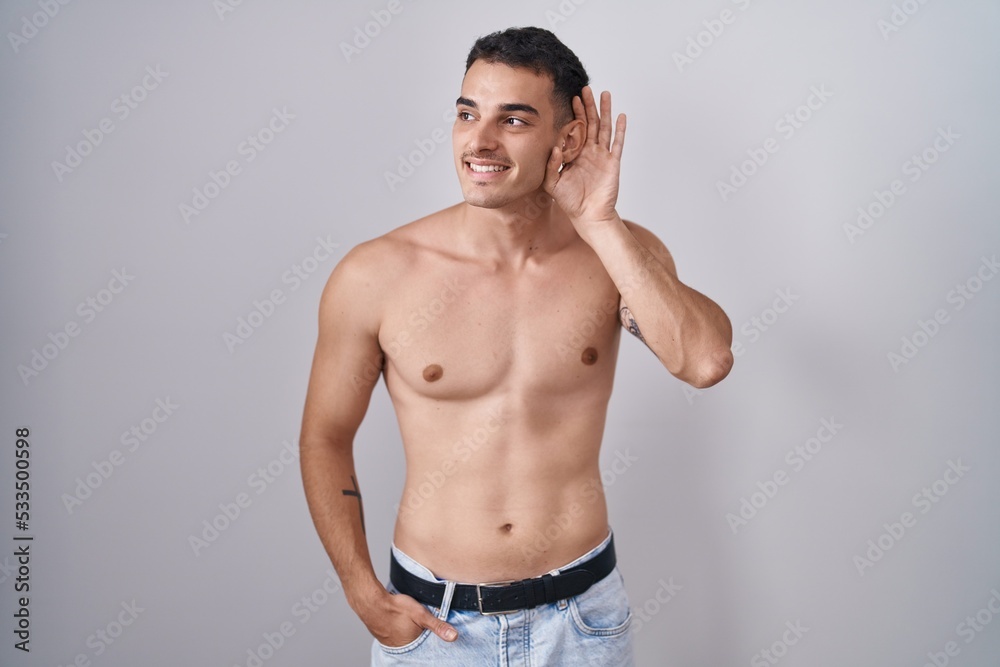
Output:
top-left (2, 1), bottom-right (999, 665)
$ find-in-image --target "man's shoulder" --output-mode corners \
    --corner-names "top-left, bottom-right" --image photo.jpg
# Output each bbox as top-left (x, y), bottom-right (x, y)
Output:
top-left (347, 205), bottom-right (457, 260)
top-left (331, 204), bottom-right (459, 284)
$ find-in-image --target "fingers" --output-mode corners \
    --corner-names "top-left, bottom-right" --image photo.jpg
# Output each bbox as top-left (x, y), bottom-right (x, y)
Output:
top-left (406, 597), bottom-right (458, 642)
top-left (580, 87), bottom-right (623, 155)
top-left (412, 595), bottom-right (458, 641)
top-left (428, 616), bottom-right (459, 642)
top-left (598, 90), bottom-right (613, 149)
top-left (581, 86), bottom-right (599, 144)
top-left (611, 112), bottom-right (627, 160)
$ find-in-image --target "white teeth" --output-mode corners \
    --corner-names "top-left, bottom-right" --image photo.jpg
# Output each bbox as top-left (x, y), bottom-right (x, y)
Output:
top-left (468, 163), bottom-right (509, 173)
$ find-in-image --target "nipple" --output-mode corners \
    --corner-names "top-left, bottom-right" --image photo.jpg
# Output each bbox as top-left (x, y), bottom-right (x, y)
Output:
top-left (581, 347), bottom-right (598, 365)
top-left (422, 364), bottom-right (443, 382)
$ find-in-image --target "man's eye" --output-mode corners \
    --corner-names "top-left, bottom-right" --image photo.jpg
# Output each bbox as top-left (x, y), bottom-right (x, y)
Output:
top-left (504, 117), bottom-right (527, 126)
top-left (458, 111), bottom-right (474, 121)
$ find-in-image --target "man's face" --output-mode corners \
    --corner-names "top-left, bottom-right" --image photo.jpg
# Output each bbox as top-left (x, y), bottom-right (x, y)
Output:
top-left (453, 60), bottom-right (563, 210)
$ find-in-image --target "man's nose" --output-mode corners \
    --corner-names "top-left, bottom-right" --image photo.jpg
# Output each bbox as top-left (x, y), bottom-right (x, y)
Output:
top-left (470, 122), bottom-right (499, 153)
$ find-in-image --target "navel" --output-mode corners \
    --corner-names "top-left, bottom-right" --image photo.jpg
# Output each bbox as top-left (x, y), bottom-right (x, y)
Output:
top-left (581, 347), bottom-right (598, 365)
top-left (500, 523), bottom-right (513, 533)
top-left (422, 364), bottom-right (443, 382)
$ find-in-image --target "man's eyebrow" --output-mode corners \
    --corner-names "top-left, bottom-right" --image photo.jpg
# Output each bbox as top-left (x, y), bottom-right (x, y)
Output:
top-left (455, 97), bottom-right (540, 117)
top-left (499, 103), bottom-right (539, 117)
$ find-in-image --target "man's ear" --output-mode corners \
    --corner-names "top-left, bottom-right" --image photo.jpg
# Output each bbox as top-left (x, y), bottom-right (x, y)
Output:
top-left (558, 117), bottom-right (587, 164)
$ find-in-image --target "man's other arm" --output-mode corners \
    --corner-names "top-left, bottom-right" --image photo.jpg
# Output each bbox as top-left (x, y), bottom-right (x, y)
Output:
top-left (299, 243), bottom-right (458, 646)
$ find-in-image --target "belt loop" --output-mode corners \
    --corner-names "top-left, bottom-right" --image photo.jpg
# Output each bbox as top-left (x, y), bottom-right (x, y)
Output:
top-left (542, 573), bottom-right (556, 603)
top-left (438, 580), bottom-right (456, 619)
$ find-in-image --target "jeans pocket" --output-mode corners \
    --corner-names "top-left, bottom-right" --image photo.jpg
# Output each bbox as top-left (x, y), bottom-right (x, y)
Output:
top-left (376, 627), bottom-right (433, 655)
top-left (376, 585), bottom-right (438, 654)
top-left (375, 581), bottom-right (440, 655)
top-left (568, 567), bottom-right (633, 637)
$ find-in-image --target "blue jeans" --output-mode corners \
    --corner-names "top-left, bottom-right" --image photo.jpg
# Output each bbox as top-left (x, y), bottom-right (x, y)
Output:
top-left (370, 530), bottom-right (635, 666)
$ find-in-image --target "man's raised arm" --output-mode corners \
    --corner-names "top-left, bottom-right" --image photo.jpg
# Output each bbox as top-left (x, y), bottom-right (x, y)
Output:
top-left (298, 243), bottom-right (458, 647)
top-left (542, 86), bottom-right (734, 388)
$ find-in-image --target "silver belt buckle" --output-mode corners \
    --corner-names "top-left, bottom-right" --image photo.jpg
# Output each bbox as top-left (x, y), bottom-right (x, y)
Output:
top-left (476, 580), bottom-right (516, 616)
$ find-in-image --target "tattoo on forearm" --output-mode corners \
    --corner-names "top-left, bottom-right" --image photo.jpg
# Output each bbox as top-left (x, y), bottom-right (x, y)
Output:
top-left (619, 305), bottom-right (647, 344)
top-left (342, 475), bottom-right (366, 535)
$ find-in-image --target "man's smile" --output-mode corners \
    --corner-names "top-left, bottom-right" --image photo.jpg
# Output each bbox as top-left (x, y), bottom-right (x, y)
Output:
top-left (464, 158), bottom-right (512, 178)
top-left (468, 163), bottom-right (510, 173)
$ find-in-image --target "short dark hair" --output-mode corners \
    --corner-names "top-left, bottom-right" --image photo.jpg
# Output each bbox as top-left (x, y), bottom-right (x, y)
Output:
top-left (465, 27), bottom-right (589, 127)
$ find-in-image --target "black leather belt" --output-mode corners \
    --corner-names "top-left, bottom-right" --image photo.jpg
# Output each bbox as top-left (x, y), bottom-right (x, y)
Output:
top-left (389, 535), bottom-right (616, 615)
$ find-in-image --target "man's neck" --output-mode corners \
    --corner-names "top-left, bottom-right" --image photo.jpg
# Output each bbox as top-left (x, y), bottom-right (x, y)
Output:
top-left (455, 194), bottom-right (577, 268)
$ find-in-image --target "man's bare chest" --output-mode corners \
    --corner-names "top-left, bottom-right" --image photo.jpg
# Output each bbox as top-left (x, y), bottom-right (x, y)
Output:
top-left (378, 258), bottom-right (622, 400)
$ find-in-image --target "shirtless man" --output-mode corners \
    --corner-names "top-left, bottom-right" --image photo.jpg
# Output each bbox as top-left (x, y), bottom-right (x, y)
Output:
top-left (299, 27), bottom-right (733, 666)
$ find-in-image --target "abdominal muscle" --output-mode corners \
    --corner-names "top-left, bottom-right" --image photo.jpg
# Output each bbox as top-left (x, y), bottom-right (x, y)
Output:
top-left (390, 392), bottom-right (612, 584)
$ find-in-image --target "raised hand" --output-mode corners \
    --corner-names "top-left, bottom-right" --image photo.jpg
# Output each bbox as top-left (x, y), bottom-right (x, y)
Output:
top-left (542, 85), bottom-right (626, 235)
